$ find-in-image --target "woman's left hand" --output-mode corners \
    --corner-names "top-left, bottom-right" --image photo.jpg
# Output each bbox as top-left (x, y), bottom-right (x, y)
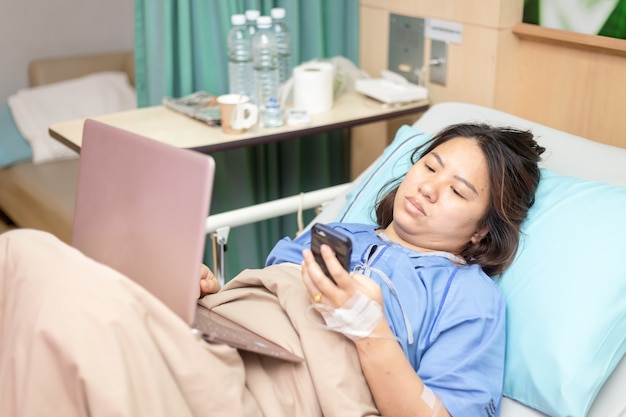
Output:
top-left (199, 264), bottom-right (220, 298)
top-left (301, 244), bottom-right (383, 308)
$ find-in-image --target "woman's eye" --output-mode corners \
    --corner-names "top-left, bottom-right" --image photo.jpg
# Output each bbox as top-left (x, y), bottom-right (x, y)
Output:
top-left (452, 187), bottom-right (465, 199)
top-left (425, 164), bottom-right (435, 172)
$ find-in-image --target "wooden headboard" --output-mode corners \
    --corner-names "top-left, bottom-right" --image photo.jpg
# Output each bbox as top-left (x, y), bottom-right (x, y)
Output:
top-left (28, 51), bottom-right (134, 87)
top-left (511, 24), bottom-right (626, 149)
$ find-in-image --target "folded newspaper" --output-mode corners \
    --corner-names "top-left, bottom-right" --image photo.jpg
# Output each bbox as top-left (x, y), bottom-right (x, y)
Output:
top-left (162, 91), bottom-right (221, 126)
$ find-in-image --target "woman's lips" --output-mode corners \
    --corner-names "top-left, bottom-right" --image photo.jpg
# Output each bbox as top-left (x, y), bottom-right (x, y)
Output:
top-left (405, 196), bottom-right (426, 216)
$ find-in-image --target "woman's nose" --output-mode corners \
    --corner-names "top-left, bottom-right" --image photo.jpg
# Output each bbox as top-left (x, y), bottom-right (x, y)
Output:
top-left (419, 179), bottom-right (438, 202)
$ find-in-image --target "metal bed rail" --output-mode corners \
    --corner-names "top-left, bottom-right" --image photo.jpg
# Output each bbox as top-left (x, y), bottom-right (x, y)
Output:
top-left (206, 183), bottom-right (351, 285)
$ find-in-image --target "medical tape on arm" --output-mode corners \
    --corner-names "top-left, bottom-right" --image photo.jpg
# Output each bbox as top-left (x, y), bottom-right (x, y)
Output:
top-left (422, 385), bottom-right (443, 417)
top-left (312, 291), bottom-right (384, 340)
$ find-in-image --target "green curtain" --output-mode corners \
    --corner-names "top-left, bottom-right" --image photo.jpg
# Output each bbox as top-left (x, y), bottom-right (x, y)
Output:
top-left (134, 0), bottom-right (359, 278)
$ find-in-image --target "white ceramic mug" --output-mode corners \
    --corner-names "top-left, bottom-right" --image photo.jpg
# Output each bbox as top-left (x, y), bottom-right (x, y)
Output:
top-left (217, 94), bottom-right (258, 134)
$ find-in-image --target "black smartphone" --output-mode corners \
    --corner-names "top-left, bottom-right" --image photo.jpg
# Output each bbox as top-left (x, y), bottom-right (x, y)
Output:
top-left (310, 223), bottom-right (352, 283)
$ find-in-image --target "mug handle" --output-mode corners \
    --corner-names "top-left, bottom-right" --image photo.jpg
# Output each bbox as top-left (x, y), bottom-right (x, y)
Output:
top-left (231, 103), bottom-right (258, 130)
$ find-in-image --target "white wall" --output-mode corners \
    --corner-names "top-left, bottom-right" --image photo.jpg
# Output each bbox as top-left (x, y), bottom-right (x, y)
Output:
top-left (0, 0), bottom-right (134, 103)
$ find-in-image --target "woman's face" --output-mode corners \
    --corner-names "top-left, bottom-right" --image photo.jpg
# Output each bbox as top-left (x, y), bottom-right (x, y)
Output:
top-left (386, 137), bottom-right (491, 257)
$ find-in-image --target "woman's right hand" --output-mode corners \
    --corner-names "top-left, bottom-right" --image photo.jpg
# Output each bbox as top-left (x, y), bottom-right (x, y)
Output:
top-left (199, 264), bottom-right (220, 298)
top-left (301, 245), bottom-right (383, 308)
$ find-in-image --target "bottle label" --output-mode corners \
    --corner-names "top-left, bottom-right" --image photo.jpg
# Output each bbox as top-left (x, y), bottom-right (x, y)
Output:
top-left (264, 97), bottom-right (280, 110)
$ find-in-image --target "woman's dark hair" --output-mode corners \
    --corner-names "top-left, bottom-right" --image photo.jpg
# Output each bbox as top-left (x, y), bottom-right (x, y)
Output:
top-left (375, 123), bottom-right (545, 276)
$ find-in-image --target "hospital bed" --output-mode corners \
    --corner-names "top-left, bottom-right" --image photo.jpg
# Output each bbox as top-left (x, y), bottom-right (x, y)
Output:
top-left (207, 102), bottom-right (626, 417)
top-left (0, 52), bottom-right (135, 242)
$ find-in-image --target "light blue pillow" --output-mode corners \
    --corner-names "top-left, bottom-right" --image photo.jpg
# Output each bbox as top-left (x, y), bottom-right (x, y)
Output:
top-left (335, 125), bottom-right (431, 224)
top-left (499, 169), bottom-right (626, 417)
top-left (0, 103), bottom-right (32, 168)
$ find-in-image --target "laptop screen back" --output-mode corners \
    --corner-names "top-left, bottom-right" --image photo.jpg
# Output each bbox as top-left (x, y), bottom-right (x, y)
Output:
top-left (72, 119), bottom-right (215, 325)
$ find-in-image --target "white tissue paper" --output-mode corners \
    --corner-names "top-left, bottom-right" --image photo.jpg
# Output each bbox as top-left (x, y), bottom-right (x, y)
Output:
top-left (293, 62), bottom-right (335, 114)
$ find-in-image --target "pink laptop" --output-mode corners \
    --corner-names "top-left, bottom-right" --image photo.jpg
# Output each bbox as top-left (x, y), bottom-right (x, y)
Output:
top-left (72, 119), bottom-right (302, 362)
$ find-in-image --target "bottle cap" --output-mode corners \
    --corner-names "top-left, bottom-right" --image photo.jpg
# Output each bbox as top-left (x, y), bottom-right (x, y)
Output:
top-left (271, 8), bottom-right (286, 19)
top-left (231, 14), bottom-right (245, 26)
top-left (256, 16), bottom-right (272, 28)
top-left (245, 9), bottom-right (260, 21)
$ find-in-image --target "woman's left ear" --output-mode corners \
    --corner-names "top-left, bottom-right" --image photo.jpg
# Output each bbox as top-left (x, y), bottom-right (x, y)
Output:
top-left (470, 226), bottom-right (489, 244)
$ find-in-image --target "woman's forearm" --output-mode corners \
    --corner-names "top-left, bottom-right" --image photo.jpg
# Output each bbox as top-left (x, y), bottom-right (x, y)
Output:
top-left (353, 321), bottom-right (450, 417)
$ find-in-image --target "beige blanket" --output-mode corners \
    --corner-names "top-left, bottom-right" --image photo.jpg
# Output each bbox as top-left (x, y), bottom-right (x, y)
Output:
top-left (0, 229), bottom-right (378, 417)
top-left (200, 264), bottom-right (380, 417)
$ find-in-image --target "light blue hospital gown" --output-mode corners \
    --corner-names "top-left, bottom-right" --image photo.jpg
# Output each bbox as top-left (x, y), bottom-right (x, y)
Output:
top-left (266, 223), bottom-right (505, 417)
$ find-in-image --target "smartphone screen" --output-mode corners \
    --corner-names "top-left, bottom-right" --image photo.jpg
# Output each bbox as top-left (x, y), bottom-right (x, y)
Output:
top-left (310, 223), bottom-right (352, 283)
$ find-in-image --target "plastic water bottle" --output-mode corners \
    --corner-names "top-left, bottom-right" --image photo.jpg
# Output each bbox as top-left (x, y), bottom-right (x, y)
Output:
top-left (253, 16), bottom-right (284, 128)
top-left (270, 7), bottom-right (292, 86)
top-left (245, 9), bottom-right (260, 38)
top-left (227, 14), bottom-right (254, 102)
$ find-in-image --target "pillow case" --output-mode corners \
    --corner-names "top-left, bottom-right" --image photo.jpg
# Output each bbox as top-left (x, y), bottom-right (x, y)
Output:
top-left (8, 71), bottom-right (136, 164)
top-left (498, 169), bottom-right (626, 417)
top-left (335, 124), bottom-right (431, 224)
top-left (0, 103), bottom-right (32, 168)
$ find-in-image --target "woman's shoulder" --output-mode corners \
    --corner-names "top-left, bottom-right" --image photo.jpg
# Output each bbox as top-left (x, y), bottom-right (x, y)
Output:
top-left (450, 264), bottom-right (505, 311)
top-left (451, 262), bottom-right (500, 288)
